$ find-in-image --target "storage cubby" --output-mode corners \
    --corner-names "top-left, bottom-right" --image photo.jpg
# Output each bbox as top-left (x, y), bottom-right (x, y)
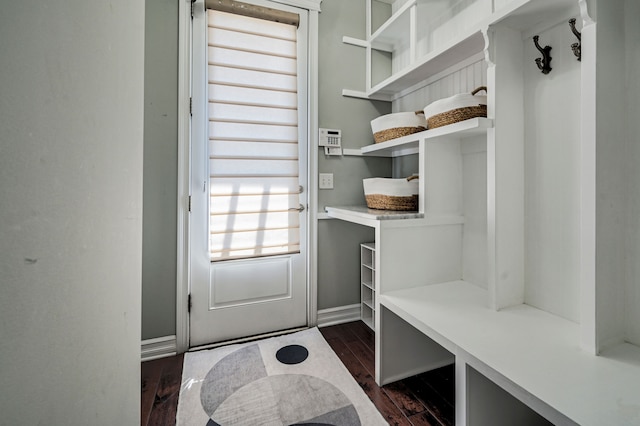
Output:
top-left (465, 365), bottom-right (553, 426)
top-left (360, 242), bottom-right (376, 330)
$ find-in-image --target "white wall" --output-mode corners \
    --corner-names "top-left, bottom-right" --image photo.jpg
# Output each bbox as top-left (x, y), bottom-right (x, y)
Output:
top-left (594, 0), bottom-right (628, 349)
top-left (523, 19), bottom-right (582, 323)
top-left (0, 1), bottom-right (144, 424)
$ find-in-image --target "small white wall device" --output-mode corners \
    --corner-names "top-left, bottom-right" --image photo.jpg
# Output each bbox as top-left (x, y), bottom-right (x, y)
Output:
top-left (319, 128), bottom-right (342, 156)
top-left (319, 128), bottom-right (341, 147)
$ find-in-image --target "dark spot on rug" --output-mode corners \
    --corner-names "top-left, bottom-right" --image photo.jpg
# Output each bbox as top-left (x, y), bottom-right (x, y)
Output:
top-left (206, 419), bottom-right (221, 426)
top-left (276, 344), bottom-right (309, 365)
top-left (290, 423), bottom-right (334, 425)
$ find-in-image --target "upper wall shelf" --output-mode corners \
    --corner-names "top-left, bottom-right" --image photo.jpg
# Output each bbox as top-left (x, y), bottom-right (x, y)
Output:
top-left (370, 0), bottom-right (415, 50)
top-left (370, 30), bottom-right (485, 98)
top-left (344, 0), bottom-right (579, 100)
top-left (491, 0), bottom-right (578, 33)
top-left (361, 117), bottom-right (493, 157)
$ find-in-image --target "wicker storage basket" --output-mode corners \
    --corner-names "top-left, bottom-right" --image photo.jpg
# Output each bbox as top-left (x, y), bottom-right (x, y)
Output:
top-left (363, 176), bottom-right (419, 211)
top-left (371, 111), bottom-right (427, 143)
top-left (424, 86), bottom-right (487, 129)
top-left (365, 194), bottom-right (418, 211)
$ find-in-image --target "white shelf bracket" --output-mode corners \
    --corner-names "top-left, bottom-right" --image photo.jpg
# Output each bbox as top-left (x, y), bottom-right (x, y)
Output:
top-left (577, 0), bottom-right (595, 26)
top-left (481, 26), bottom-right (494, 69)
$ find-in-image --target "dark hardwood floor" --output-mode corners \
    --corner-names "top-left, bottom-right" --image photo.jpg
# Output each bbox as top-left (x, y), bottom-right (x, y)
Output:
top-left (141, 321), bottom-right (455, 426)
top-left (141, 352), bottom-right (184, 426)
top-left (319, 321), bottom-right (455, 426)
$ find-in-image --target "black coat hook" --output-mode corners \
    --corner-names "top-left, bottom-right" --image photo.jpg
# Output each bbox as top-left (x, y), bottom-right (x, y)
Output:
top-left (533, 35), bottom-right (552, 74)
top-left (569, 18), bottom-right (581, 61)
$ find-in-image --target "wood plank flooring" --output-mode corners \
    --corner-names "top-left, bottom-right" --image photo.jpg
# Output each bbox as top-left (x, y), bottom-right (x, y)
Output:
top-left (141, 353), bottom-right (184, 426)
top-left (141, 321), bottom-right (454, 425)
top-left (320, 321), bottom-right (455, 426)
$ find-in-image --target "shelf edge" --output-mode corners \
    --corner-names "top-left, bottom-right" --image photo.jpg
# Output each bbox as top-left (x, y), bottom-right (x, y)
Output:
top-left (342, 88), bottom-right (392, 102)
top-left (342, 148), bottom-right (363, 157)
top-left (342, 36), bottom-right (367, 48)
top-left (361, 118), bottom-right (493, 157)
top-left (368, 29), bottom-right (485, 97)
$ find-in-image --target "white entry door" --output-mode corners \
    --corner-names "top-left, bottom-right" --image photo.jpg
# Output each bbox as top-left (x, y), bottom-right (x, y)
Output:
top-left (189, 0), bottom-right (309, 346)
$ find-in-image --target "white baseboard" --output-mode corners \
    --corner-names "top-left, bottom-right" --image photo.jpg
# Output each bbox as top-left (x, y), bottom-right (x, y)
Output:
top-left (141, 335), bottom-right (177, 362)
top-left (142, 305), bottom-right (360, 359)
top-left (317, 303), bottom-right (361, 328)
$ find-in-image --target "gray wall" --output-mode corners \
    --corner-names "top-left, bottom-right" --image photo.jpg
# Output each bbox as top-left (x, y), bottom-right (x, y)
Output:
top-left (142, 0), bottom-right (179, 340)
top-left (0, 1), bottom-right (144, 424)
top-left (140, 0), bottom-right (394, 337)
top-left (317, 220), bottom-right (377, 309)
top-left (317, 0), bottom-right (392, 310)
top-left (625, 0), bottom-right (640, 346)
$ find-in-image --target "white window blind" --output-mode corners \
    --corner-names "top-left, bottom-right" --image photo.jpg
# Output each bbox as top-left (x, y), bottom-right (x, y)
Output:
top-left (207, 9), bottom-right (301, 261)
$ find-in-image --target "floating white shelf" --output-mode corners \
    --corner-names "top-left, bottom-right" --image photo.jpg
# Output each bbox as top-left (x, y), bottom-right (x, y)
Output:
top-left (370, 0), bottom-right (415, 49)
top-left (325, 206), bottom-right (421, 227)
top-left (361, 117), bottom-right (493, 157)
top-left (325, 206), bottom-right (464, 228)
top-left (369, 30), bottom-right (486, 98)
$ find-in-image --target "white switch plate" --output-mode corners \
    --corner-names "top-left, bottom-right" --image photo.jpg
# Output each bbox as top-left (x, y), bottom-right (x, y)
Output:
top-left (319, 173), bottom-right (334, 189)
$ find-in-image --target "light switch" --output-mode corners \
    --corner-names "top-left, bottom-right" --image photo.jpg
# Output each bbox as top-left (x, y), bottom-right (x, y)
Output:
top-left (319, 173), bottom-right (334, 189)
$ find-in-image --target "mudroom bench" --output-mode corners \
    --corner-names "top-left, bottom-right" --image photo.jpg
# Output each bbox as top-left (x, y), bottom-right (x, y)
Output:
top-left (377, 281), bottom-right (640, 426)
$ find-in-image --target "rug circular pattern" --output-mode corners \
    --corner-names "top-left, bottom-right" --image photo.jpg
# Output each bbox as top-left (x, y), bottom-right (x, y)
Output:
top-left (200, 343), bottom-right (361, 425)
top-left (276, 344), bottom-right (309, 365)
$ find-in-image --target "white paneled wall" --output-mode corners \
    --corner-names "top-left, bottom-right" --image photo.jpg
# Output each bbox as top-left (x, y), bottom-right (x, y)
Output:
top-left (390, 0), bottom-right (410, 15)
top-left (523, 20), bottom-right (581, 324)
top-left (391, 39), bottom-right (412, 76)
top-left (393, 59), bottom-right (487, 112)
top-left (462, 139), bottom-right (488, 289)
top-left (416, 0), bottom-right (492, 58)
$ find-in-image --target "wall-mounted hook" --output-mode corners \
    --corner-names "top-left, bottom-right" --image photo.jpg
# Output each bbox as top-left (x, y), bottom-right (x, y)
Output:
top-left (569, 18), bottom-right (581, 61)
top-left (533, 35), bottom-right (552, 74)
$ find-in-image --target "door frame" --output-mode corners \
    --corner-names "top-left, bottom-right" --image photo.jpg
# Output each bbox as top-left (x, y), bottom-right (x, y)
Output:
top-left (175, 0), bottom-right (322, 353)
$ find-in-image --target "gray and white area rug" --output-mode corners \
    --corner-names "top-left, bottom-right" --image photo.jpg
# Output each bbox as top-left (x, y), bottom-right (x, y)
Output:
top-left (176, 327), bottom-right (387, 426)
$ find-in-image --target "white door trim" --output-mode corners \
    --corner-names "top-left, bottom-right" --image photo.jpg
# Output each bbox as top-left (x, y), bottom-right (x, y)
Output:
top-left (176, 0), bottom-right (193, 354)
top-left (306, 4), bottom-right (320, 329)
top-left (176, 0), bottom-right (321, 352)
